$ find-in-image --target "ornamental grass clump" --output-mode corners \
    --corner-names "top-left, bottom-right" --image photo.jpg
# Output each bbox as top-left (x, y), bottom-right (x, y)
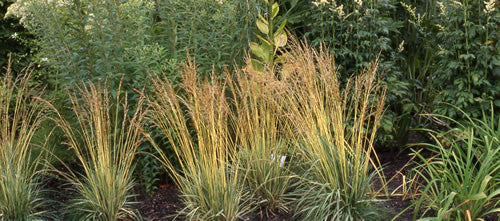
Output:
top-left (50, 81), bottom-right (146, 220)
top-left (0, 64), bottom-right (50, 220)
top-left (412, 106), bottom-right (499, 220)
top-left (147, 59), bottom-right (251, 220)
top-left (228, 68), bottom-right (297, 215)
top-left (280, 41), bottom-right (386, 220)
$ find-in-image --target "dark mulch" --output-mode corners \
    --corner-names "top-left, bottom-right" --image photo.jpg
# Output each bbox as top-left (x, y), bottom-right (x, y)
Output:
top-left (135, 185), bottom-right (184, 221)
top-left (134, 185), bottom-right (293, 221)
top-left (38, 166), bottom-right (78, 220)
top-left (375, 148), bottom-right (417, 221)
top-left (242, 210), bottom-right (294, 221)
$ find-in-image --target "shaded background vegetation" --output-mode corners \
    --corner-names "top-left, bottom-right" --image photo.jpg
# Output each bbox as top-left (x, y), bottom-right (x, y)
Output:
top-left (4, 0), bottom-right (497, 146)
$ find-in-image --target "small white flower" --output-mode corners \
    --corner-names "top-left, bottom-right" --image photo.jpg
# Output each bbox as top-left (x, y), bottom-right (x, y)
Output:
top-left (11, 32), bottom-right (18, 39)
top-left (354, 0), bottom-right (363, 7)
top-left (437, 2), bottom-right (446, 15)
top-left (334, 4), bottom-right (345, 18)
top-left (484, 0), bottom-right (496, 14)
top-left (400, 2), bottom-right (416, 19)
top-left (398, 40), bottom-right (405, 52)
top-left (451, 0), bottom-right (462, 6)
top-left (435, 24), bottom-right (445, 31)
top-left (401, 2), bottom-right (423, 26)
top-left (41, 58), bottom-right (48, 62)
top-left (312, 0), bottom-right (330, 7)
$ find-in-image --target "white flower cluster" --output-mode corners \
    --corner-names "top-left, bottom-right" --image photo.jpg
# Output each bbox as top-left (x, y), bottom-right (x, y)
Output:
top-left (5, 1), bottom-right (26, 21)
top-left (354, 0), bottom-right (363, 7)
top-left (312, 0), bottom-right (331, 7)
top-left (483, 0), bottom-right (496, 14)
top-left (400, 1), bottom-right (423, 26)
top-left (437, 1), bottom-right (446, 16)
top-left (312, 0), bottom-right (346, 19)
top-left (6, 0), bottom-right (69, 23)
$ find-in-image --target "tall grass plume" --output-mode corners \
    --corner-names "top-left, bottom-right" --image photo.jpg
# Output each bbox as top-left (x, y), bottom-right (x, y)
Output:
top-left (279, 41), bottom-right (386, 220)
top-left (50, 80), bottom-right (146, 220)
top-left (0, 62), bottom-right (51, 219)
top-left (147, 59), bottom-right (251, 220)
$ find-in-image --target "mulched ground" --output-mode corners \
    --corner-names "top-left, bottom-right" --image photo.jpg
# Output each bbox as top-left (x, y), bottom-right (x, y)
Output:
top-left (39, 149), bottom-right (419, 220)
top-left (135, 185), bottom-right (183, 221)
top-left (376, 148), bottom-right (418, 221)
top-left (132, 148), bottom-right (418, 221)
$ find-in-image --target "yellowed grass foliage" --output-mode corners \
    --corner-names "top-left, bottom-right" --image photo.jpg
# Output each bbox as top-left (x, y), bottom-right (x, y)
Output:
top-left (148, 39), bottom-right (387, 220)
top-left (0, 63), bottom-right (50, 219)
top-left (50, 80), bottom-right (146, 220)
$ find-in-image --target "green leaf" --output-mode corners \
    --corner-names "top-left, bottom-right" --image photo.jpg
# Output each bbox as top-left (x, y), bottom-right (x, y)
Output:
top-left (494, 100), bottom-right (500, 107)
top-left (256, 34), bottom-right (272, 48)
top-left (468, 192), bottom-right (487, 200)
top-left (258, 14), bottom-right (268, 25)
top-left (272, 2), bottom-right (279, 19)
top-left (458, 54), bottom-right (475, 61)
top-left (256, 19), bottom-right (269, 35)
top-left (479, 176), bottom-right (491, 192)
top-left (275, 54), bottom-right (287, 64)
top-left (276, 19), bottom-right (287, 35)
top-left (274, 33), bottom-right (287, 47)
top-left (249, 42), bottom-right (269, 62)
top-left (417, 218), bottom-right (438, 221)
top-left (251, 59), bottom-right (264, 71)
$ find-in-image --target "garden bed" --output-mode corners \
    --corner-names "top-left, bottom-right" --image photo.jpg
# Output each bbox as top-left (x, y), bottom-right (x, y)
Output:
top-left (38, 149), bottom-right (418, 220)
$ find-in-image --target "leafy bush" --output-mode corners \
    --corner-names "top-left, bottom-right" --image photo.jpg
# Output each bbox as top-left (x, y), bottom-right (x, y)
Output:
top-left (430, 0), bottom-right (499, 118)
top-left (1, 0), bottom-right (34, 73)
top-left (8, 0), bottom-right (166, 90)
top-left (278, 41), bottom-right (386, 220)
top-left (153, 0), bottom-right (263, 74)
top-left (0, 64), bottom-right (50, 220)
top-left (412, 107), bottom-right (499, 220)
top-left (282, 0), bottom-right (499, 147)
top-left (249, 0), bottom-right (288, 72)
top-left (135, 143), bottom-right (163, 195)
top-left (50, 81), bottom-right (146, 220)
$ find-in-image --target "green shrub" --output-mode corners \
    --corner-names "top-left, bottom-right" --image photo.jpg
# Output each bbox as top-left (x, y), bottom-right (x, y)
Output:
top-left (249, 0), bottom-right (288, 72)
top-left (295, 0), bottom-right (408, 145)
top-left (399, 0), bottom-right (500, 122)
top-left (1, 0), bottom-right (34, 73)
top-left (8, 0), bottom-right (167, 90)
top-left (135, 143), bottom-right (163, 195)
top-left (282, 0), bottom-right (499, 147)
top-left (431, 0), bottom-right (499, 118)
top-left (0, 64), bottom-right (50, 220)
top-left (153, 0), bottom-right (263, 75)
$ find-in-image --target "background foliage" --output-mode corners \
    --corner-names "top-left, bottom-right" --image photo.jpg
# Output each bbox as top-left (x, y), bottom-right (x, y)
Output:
top-left (0, 0), bottom-right (33, 73)
top-left (153, 0), bottom-right (263, 75)
top-left (284, 0), bottom-right (499, 147)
